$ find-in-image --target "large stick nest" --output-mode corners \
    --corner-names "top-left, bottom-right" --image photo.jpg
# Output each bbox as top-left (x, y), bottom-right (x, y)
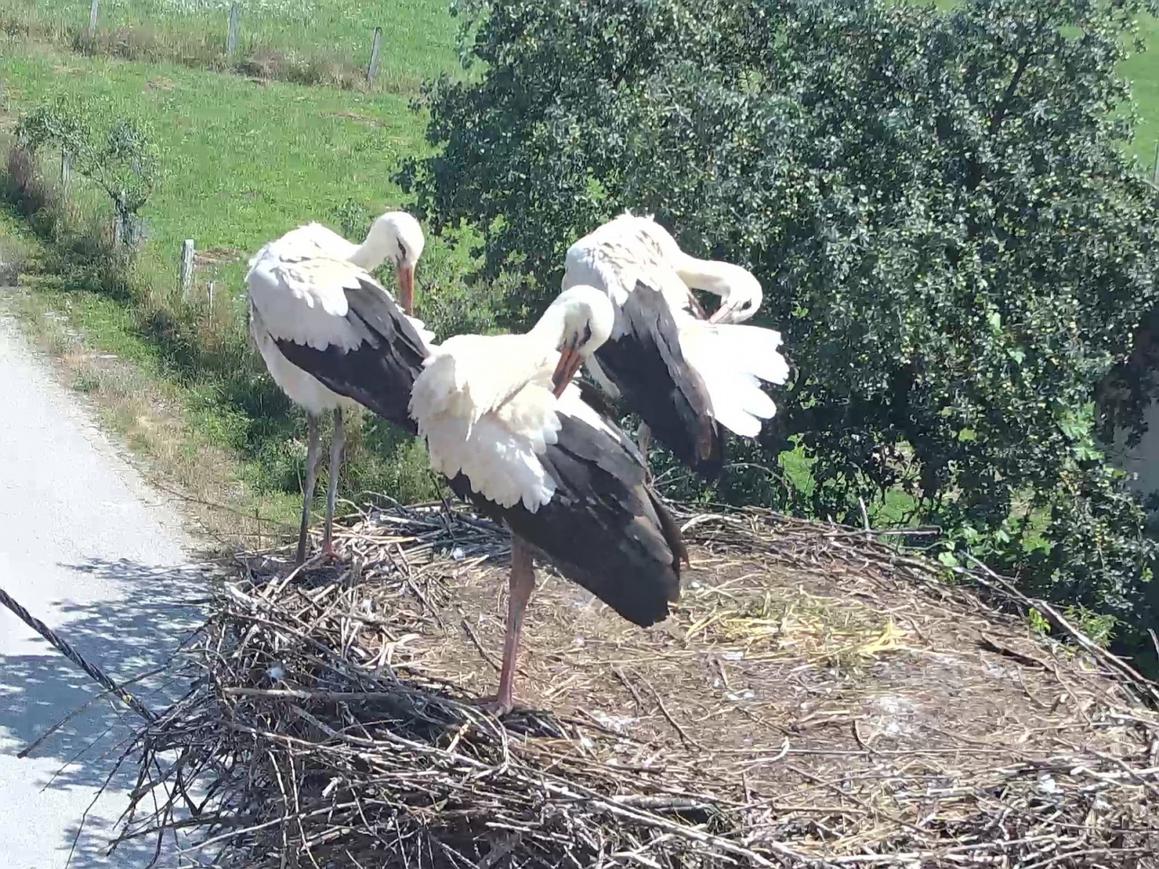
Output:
top-left (118, 503), bottom-right (1159, 867)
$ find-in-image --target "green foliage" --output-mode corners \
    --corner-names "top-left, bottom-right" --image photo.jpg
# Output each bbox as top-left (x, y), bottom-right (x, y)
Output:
top-left (1027, 607), bottom-right (1050, 636)
top-left (19, 95), bottom-right (160, 217)
top-left (404, 0), bottom-right (1159, 652)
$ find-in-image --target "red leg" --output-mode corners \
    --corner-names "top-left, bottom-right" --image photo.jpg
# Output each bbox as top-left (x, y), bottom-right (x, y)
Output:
top-left (295, 414), bottom-right (322, 567)
top-left (320, 408), bottom-right (344, 563)
top-left (484, 535), bottom-right (536, 715)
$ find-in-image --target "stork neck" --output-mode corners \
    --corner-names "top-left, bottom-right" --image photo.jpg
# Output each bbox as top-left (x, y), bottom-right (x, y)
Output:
top-left (673, 254), bottom-right (757, 300)
top-left (348, 231), bottom-right (392, 271)
top-left (527, 304), bottom-right (568, 348)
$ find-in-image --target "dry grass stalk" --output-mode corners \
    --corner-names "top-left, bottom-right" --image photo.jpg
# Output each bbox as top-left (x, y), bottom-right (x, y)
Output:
top-left (115, 502), bottom-right (1159, 867)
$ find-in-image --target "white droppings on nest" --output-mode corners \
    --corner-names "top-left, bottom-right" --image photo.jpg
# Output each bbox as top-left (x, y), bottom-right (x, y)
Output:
top-left (923, 651), bottom-right (969, 669)
top-left (983, 662), bottom-right (1029, 684)
top-left (867, 693), bottom-right (920, 737)
top-left (590, 710), bottom-right (636, 733)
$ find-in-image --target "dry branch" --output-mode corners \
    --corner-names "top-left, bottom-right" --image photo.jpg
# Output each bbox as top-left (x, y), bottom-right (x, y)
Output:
top-left (115, 502), bottom-right (1159, 868)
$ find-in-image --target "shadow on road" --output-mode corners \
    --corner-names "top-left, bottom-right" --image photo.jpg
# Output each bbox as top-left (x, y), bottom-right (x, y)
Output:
top-left (0, 556), bottom-right (212, 867)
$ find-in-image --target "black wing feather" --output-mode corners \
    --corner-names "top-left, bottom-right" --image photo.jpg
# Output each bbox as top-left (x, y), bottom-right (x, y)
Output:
top-left (594, 279), bottom-right (723, 479)
top-left (450, 412), bottom-right (684, 628)
top-left (273, 279), bottom-right (427, 434)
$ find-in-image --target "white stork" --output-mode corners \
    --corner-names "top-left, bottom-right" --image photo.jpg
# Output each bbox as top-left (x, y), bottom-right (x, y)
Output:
top-left (409, 286), bottom-right (686, 714)
top-left (247, 211), bottom-right (430, 565)
top-left (562, 211), bottom-right (789, 477)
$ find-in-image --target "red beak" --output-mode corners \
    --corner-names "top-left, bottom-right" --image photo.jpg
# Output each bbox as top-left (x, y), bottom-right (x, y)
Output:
top-left (686, 289), bottom-right (709, 320)
top-left (397, 264), bottom-right (415, 316)
top-left (551, 343), bottom-right (584, 398)
top-left (707, 301), bottom-right (732, 324)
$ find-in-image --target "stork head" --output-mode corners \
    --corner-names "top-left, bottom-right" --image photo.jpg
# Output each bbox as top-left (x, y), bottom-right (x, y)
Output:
top-left (536, 285), bottom-right (614, 396)
top-left (359, 211), bottom-right (425, 315)
top-left (709, 269), bottom-right (763, 324)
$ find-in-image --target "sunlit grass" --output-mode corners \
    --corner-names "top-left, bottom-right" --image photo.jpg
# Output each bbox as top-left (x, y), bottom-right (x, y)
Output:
top-left (0, 0), bottom-right (459, 94)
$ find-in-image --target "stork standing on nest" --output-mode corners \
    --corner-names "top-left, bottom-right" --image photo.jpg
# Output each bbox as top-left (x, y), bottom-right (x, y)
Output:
top-left (408, 286), bottom-right (687, 714)
top-left (562, 212), bottom-right (789, 477)
top-left (247, 211), bottom-right (429, 565)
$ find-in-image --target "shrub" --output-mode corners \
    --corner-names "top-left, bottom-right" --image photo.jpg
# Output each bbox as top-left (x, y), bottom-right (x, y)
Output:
top-left (402, 0), bottom-right (1159, 652)
top-left (17, 95), bottom-right (161, 250)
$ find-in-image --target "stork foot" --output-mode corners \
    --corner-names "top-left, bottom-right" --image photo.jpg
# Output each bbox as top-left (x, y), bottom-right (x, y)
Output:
top-left (474, 693), bottom-right (520, 718)
top-left (321, 540), bottom-right (340, 562)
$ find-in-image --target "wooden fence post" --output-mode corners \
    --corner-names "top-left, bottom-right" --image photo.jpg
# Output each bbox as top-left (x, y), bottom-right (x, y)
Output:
top-left (207, 280), bottom-right (216, 309)
top-left (367, 27), bottom-right (383, 84)
top-left (226, 3), bottom-right (240, 59)
top-left (1151, 141), bottom-right (1158, 187)
top-left (87, 0), bottom-right (100, 40)
top-left (60, 148), bottom-right (71, 191)
top-left (179, 239), bottom-right (195, 298)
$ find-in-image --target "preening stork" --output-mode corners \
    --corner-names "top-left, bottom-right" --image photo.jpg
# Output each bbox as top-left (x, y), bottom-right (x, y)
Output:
top-left (409, 286), bottom-right (687, 714)
top-left (247, 211), bottom-right (429, 565)
top-left (562, 212), bottom-right (789, 478)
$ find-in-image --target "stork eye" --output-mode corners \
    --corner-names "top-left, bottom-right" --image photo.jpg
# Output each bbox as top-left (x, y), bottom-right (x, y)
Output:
top-left (398, 241), bottom-right (408, 260)
top-left (580, 322), bottom-right (593, 347)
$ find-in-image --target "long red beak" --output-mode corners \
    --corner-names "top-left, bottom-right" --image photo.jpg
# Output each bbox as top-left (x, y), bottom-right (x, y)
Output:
top-left (551, 344), bottom-right (583, 398)
top-left (397, 264), bottom-right (415, 316)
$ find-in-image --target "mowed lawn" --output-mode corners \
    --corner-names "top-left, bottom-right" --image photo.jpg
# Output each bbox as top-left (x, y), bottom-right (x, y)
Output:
top-left (0, 44), bottom-right (444, 298)
top-left (0, 0), bottom-right (459, 95)
top-left (1125, 15), bottom-right (1159, 162)
top-left (0, 39), bottom-right (462, 510)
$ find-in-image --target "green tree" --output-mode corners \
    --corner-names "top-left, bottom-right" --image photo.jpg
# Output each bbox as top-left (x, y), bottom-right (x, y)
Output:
top-left (403, 0), bottom-right (1159, 652)
top-left (18, 95), bottom-right (160, 246)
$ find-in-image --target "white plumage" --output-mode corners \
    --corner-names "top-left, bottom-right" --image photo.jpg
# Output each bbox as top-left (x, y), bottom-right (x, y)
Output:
top-left (562, 211), bottom-right (789, 445)
top-left (565, 212), bottom-right (764, 325)
top-left (409, 285), bottom-right (684, 716)
top-left (409, 287), bottom-right (613, 513)
top-left (246, 211), bottom-right (429, 565)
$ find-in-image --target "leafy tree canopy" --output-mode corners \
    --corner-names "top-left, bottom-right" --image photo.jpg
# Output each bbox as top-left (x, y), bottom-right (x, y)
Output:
top-left (402, 0), bottom-right (1159, 651)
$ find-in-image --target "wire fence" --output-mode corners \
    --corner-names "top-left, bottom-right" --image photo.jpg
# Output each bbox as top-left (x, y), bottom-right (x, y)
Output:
top-left (0, 0), bottom-right (456, 96)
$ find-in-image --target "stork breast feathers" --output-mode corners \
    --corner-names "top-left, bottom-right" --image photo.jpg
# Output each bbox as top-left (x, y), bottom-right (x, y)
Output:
top-left (410, 339), bottom-right (568, 512)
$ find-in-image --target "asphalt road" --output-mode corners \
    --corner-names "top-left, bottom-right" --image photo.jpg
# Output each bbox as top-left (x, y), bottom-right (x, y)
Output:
top-left (0, 312), bottom-right (201, 867)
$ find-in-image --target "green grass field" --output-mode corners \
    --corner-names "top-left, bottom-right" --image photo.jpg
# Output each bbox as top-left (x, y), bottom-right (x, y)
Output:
top-left (1125, 15), bottom-right (1159, 162)
top-left (0, 0), bottom-right (459, 94)
top-left (0, 46), bottom-right (435, 283)
top-left (0, 29), bottom-right (464, 521)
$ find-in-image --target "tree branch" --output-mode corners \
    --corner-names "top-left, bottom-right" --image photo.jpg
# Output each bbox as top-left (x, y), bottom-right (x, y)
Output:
top-left (988, 46), bottom-right (1035, 138)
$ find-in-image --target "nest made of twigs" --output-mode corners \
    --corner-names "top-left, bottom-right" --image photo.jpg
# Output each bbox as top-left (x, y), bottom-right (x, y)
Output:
top-left (117, 502), bottom-right (1159, 868)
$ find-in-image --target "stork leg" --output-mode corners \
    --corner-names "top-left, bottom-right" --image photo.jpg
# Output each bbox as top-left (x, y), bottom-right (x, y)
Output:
top-left (295, 413), bottom-right (323, 567)
top-left (637, 422), bottom-right (653, 480)
top-left (321, 407), bottom-right (345, 560)
top-left (485, 535), bottom-right (536, 716)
